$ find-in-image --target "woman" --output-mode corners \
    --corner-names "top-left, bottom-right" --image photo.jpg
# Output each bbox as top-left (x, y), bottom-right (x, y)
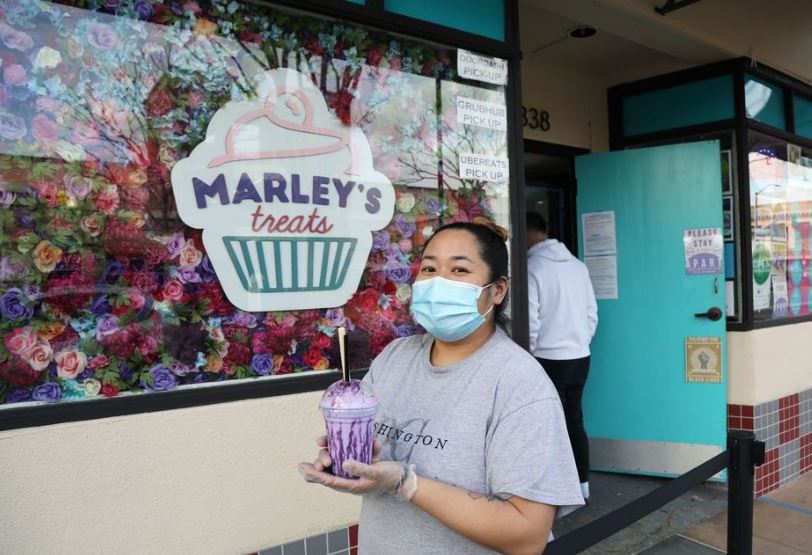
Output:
top-left (299, 220), bottom-right (583, 554)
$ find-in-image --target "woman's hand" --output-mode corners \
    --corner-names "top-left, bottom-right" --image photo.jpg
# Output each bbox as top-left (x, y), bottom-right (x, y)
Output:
top-left (297, 437), bottom-right (418, 501)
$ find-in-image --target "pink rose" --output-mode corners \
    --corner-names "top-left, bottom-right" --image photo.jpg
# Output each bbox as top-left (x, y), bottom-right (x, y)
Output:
top-left (88, 354), bottom-right (109, 370)
top-left (55, 348), bottom-right (87, 379)
top-left (80, 215), bottom-right (103, 237)
top-left (4, 326), bottom-right (37, 355)
top-left (31, 114), bottom-right (60, 143)
top-left (178, 240), bottom-right (202, 267)
top-left (86, 22), bottom-right (119, 50)
top-left (71, 121), bottom-right (99, 145)
top-left (0, 23), bottom-right (34, 51)
top-left (36, 182), bottom-right (59, 207)
top-left (137, 334), bottom-right (158, 356)
top-left (3, 63), bottom-right (26, 85)
top-left (120, 186), bottom-right (149, 210)
top-left (22, 341), bottom-right (53, 371)
top-left (127, 290), bottom-right (146, 310)
top-left (94, 186), bottom-right (119, 214)
top-left (162, 279), bottom-right (184, 301)
top-left (36, 96), bottom-right (61, 113)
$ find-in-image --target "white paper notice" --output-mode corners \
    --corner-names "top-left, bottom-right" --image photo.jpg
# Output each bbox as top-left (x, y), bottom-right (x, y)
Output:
top-left (585, 255), bottom-right (618, 299)
top-left (725, 281), bottom-right (735, 317)
top-left (772, 273), bottom-right (789, 316)
top-left (582, 211), bottom-right (617, 256)
top-left (456, 97), bottom-right (507, 131)
top-left (457, 49), bottom-right (508, 85)
top-left (458, 153), bottom-right (509, 183)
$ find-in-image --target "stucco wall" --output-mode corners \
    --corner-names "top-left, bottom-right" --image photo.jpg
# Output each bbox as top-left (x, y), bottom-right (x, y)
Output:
top-left (727, 321), bottom-right (812, 406)
top-left (521, 58), bottom-right (610, 152)
top-left (0, 390), bottom-right (359, 555)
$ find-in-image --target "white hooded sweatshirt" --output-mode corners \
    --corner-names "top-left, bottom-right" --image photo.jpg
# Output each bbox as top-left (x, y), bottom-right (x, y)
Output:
top-left (527, 239), bottom-right (598, 360)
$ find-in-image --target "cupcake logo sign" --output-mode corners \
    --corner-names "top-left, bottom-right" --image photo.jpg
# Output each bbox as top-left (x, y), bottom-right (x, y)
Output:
top-left (171, 68), bottom-right (395, 312)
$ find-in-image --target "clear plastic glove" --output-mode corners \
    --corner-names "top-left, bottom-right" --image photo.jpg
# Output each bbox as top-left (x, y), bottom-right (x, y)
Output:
top-left (297, 436), bottom-right (418, 501)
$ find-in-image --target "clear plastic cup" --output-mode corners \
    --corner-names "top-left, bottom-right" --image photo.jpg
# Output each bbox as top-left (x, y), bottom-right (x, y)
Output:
top-left (320, 379), bottom-right (378, 479)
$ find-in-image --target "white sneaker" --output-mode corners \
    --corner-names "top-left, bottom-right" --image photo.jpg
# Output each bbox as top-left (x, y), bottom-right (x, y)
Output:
top-left (580, 481), bottom-right (590, 500)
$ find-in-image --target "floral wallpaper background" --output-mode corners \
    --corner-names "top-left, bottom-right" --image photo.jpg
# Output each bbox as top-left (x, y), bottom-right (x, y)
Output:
top-left (0, 0), bottom-right (509, 405)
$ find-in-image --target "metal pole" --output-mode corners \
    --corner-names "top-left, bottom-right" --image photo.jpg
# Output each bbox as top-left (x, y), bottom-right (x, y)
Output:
top-left (727, 430), bottom-right (763, 555)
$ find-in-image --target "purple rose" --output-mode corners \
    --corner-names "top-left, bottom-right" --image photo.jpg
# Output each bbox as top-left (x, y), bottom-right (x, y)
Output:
top-left (86, 22), bottom-right (119, 50)
top-left (119, 362), bottom-right (134, 383)
top-left (251, 353), bottom-right (274, 376)
top-left (32, 382), bottom-right (62, 403)
top-left (7, 388), bottom-right (33, 403)
top-left (173, 267), bottom-right (201, 284)
top-left (372, 230), bottom-right (391, 252)
top-left (15, 209), bottom-right (35, 229)
top-left (77, 368), bottom-right (93, 382)
top-left (0, 288), bottom-right (33, 321)
top-left (0, 113), bottom-right (26, 140)
top-left (169, 361), bottom-right (193, 376)
top-left (0, 257), bottom-right (29, 281)
top-left (23, 284), bottom-right (40, 301)
top-left (0, 183), bottom-right (14, 206)
top-left (143, 365), bottom-right (178, 392)
top-left (383, 259), bottom-right (411, 284)
top-left (199, 256), bottom-right (216, 283)
top-left (65, 175), bottom-right (92, 199)
top-left (395, 215), bottom-right (416, 238)
top-left (384, 245), bottom-right (402, 260)
top-left (134, 0), bottom-right (154, 19)
top-left (191, 372), bottom-right (206, 383)
top-left (395, 324), bottom-right (419, 337)
top-left (230, 311), bottom-right (257, 328)
top-left (95, 314), bottom-right (119, 340)
top-left (166, 233), bottom-right (185, 257)
top-left (425, 197), bottom-right (441, 214)
top-left (0, 23), bottom-right (34, 51)
top-left (101, 260), bottom-right (125, 283)
top-left (324, 308), bottom-right (346, 326)
top-left (90, 294), bottom-right (110, 316)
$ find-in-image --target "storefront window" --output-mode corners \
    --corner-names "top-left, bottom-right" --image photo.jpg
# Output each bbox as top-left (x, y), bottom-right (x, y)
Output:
top-left (749, 132), bottom-right (812, 321)
top-left (0, 1), bottom-right (511, 405)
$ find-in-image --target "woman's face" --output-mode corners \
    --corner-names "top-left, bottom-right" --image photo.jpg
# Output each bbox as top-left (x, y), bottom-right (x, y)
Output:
top-left (416, 229), bottom-right (508, 315)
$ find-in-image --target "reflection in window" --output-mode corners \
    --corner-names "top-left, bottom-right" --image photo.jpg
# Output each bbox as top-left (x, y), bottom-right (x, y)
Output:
top-left (749, 133), bottom-right (812, 321)
top-left (0, 1), bottom-right (510, 406)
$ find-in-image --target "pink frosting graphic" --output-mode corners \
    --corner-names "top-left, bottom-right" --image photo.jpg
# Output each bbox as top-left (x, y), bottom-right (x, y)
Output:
top-left (208, 87), bottom-right (360, 174)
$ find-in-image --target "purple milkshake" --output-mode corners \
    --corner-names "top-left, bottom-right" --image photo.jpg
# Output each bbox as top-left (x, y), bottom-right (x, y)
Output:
top-left (320, 379), bottom-right (378, 479)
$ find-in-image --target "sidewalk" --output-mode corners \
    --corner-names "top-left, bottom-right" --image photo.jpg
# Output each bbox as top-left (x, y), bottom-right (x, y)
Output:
top-left (551, 471), bottom-right (728, 554)
top-left (552, 470), bottom-right (812, 554)
top-left (649, 470), bottom-right (812, 554)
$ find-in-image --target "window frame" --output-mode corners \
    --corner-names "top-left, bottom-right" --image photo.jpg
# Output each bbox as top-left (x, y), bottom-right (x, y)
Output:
top-left (607, 57), bottom-right (812, 332)
top-left (0, 0), bottom-right (528, 430)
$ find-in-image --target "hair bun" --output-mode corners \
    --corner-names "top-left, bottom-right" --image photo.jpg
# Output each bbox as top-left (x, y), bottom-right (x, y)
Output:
top-left (472, 216), bottom-right (509, 241)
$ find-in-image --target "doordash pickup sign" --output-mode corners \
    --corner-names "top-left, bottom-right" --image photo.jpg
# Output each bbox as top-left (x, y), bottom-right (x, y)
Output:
top-left (171, 68), bottom-right (395, 312)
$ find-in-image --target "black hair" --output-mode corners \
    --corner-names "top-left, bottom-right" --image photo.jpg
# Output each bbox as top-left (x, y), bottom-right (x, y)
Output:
top-left (526, 211), bottom-right (548, 234)
top-left (421, 221), bottom-right (510, 329)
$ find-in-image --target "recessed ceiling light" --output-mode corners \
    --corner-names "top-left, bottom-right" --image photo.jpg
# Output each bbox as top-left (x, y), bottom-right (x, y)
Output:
top-left (567, 25), bottom-right (598, 39)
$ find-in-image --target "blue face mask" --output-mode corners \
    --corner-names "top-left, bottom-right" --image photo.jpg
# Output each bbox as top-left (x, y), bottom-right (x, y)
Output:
top-left (410, 276), bottom-right (495, 342)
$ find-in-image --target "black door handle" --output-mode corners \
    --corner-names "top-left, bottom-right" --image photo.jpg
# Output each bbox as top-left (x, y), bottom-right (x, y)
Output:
top-left (694, 307), bottom-right (723, 321)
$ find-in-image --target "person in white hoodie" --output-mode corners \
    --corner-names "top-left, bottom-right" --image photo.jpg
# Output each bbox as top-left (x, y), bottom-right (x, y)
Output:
top-left (526, 211), bottom-right (598, 501)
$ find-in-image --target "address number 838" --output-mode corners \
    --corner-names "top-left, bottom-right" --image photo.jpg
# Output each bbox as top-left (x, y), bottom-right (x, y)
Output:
top-left (522, 107), bottom-right (550, 131)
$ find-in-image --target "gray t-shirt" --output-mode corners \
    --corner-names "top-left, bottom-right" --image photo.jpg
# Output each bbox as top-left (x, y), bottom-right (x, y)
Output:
top-left (359, 328), bottom-right (584, 554)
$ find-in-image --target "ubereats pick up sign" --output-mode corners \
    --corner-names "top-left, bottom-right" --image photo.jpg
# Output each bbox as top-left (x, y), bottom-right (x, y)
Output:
top-left (171, 68), bottom-right (395, 312)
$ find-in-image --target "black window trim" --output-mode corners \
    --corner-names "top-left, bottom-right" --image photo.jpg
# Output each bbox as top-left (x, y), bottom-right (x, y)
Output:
top-left (0, 0), bottom-right (528, 430)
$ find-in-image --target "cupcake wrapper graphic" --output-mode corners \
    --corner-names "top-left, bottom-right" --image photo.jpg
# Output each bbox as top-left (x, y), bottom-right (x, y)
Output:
top-left (223, 236), bottom-right (358, 293)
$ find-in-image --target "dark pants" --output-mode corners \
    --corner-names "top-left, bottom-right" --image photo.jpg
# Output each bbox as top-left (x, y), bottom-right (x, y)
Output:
top-left (536, 356), bottom-right (591, 483)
